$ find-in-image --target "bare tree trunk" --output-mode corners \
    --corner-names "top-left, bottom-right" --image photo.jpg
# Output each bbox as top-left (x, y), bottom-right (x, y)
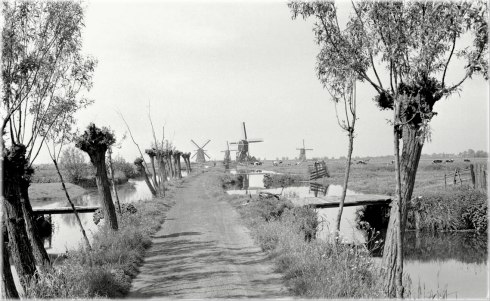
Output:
top-left (382, 105), bottom-right (424, 297)
top-left (135, 160), bottom-right (157, 196)
top-left (19, 185), bottom-right (50, 268)
top-left (3, 203), bottom-right (37, 284)
top-left (335, 131), bottom-right (354, 238)
top-left (174, 152), bottom-right (182, 179)
top-left (2, 229), bottom-right (20, 299)
top-left (107, 149), bottom-right (122, 214)
top-left (167, 152), bottom-right (175, 178)
top-left (392, 116), bottom-right (404, 299)
top-left (93, 152), bottom-right (119, 230)
top-left (52, 159), bottom-right (92, 250)
top-left (2, 145), bottom-right (37, 284)
top-left (157, 154), bottom-right (166, 197)
top-left (149, 155), bottom-right (158, 188)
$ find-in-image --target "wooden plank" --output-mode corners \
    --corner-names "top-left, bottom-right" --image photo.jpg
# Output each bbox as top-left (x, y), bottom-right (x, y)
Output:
top-left (290, 194), bottom-right (392, 209)
top-left (32, 206), bottom-right (100, 215)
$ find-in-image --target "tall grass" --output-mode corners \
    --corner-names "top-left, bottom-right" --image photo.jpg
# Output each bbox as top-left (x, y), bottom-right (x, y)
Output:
top-left (408, 185), bottom-right (487, 232)
top-left (225, 193), bottom-right (386, 298)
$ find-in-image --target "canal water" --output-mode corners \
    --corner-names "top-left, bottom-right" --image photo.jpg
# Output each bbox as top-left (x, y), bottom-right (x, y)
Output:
top-left (225, 171), bottom-right (488, 299)
top-left (31, 173), bottom-right (187, 254)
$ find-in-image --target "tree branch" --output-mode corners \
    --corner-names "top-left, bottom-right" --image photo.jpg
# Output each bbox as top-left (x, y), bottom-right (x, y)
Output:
top-left (441, 30), bottom-right (457, 87)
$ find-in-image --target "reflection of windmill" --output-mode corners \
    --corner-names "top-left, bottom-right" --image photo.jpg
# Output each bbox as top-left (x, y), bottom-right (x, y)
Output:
top-left (191, 139), bottom-right (210, 163)
top-left (230, 122), bottom-right (263, 163)
top-left (221, 141), bottom-right (236, 164)
top-left (297, 139), bottom-right (313, 161)
top-left (309, 182), bottom-right (329, 197)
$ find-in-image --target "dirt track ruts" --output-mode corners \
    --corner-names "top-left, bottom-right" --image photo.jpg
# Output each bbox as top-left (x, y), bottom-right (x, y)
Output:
top-left (128, 170), bottom-right (289, 298)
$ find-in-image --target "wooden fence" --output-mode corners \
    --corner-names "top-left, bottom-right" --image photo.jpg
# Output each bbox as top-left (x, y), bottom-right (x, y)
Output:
top-left (308, 160), bottom-right (330, 181)
top-left (443, 164), bottom-right (487, 192)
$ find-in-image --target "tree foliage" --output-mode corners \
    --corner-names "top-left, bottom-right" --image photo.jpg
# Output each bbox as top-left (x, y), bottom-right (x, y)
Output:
top-left (1, 0), bottom-right (96, 163)
top-left (75, 123), bottom-right (115, 159)
top-left (289, 0), bottom-right (487, 127)
top-left (60, 146), bottom-right (88, 183)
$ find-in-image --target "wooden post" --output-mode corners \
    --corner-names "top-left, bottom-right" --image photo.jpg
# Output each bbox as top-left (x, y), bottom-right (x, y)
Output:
top-left (414, 210), bottom-right (421, 231)
top-left (470, 164), bottom-right (476, 188)
top-left (444, 172), bottom-right (447, 189)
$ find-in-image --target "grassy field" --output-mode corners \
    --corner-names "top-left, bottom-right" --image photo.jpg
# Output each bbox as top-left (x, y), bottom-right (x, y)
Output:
top-left (29, 182), bottom-right (87, 204)
top-left (250, 157), bottom-right (488, 196)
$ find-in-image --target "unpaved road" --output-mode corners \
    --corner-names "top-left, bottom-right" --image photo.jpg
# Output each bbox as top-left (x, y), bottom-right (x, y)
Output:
top-left (128, 170), bottom-right (289, 298)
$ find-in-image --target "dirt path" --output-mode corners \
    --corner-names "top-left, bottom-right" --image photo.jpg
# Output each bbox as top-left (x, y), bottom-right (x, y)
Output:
top-left (128, 170), bottom-right (289, 298)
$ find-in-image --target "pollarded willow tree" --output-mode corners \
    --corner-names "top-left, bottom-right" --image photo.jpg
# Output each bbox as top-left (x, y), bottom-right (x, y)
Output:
top-left (289, 0), bottom-right (487, 297)
top-left (75, 123), bottom-right (119, 230)
top-left (1, 0), bottom-right (96, 282)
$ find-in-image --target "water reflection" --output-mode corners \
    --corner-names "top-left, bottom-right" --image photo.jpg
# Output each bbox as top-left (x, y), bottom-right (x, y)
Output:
top-left (33, 179), bottom-right (154, 254)
top-left (309, 182), bottom-right (329, 197)
top-left (404, 231), bottom-right (487, 264)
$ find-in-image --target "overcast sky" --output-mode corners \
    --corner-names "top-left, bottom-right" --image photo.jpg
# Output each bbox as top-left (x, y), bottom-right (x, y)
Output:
top-left (36, 0), bottom-right (489, 163)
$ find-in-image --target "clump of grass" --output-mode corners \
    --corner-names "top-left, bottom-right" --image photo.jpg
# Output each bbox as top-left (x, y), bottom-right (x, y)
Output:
top-left (263, 173), bottom-right (307, 188)
top-left (226, 193), bottom-right (385, 298)
top-left (24, 193), bottom-right (173, 298)
top-left (408, 185), bottom-right (487, 232)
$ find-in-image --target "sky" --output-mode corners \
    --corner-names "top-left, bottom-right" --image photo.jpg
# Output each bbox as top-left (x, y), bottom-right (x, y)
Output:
top-left (34, 0), bottom-right (489, 163)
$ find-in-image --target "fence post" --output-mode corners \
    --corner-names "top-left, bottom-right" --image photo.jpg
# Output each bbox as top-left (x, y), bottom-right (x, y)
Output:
top-left (444, 173), bottom-right (447, 189)
top-left (470, 164), bottom-right (476, 188)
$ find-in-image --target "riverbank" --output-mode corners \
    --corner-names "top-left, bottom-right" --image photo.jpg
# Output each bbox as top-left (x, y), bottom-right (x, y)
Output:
top-left (256, 159), bottom-right (488, 232)
top-left (222, 165), bottom-right (488, 298)
top-left (29, 182), bottom-right (87, 204)
top-left (222, 177), bottom-right (386, 298)
top-left (23, 171), bottom-right (200, 298)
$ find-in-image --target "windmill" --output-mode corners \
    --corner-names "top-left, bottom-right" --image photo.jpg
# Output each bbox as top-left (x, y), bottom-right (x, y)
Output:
top-left (297, 139), bottom-right (313, 161)
top-left (221, 141), bottom-right (237, 164)
top-left (230, 122), bottom-right (263, 163)
top-left (191, 139), bottom-right (210, 163)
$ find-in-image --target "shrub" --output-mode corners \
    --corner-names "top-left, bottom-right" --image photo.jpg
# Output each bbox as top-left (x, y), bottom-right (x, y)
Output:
top-left (112, 155), bottom-right (138, 179)
top-left (60, 147), bottom-right (91, 183)
top-left (407, 186), bottom-right (487, 232)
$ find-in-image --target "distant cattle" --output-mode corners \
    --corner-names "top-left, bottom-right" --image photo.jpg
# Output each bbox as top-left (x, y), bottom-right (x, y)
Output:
top-left (432, 159), bottom-right (443, 164)
top-left (464, 159), bottom-right (471, 162)
top-left (445, 159), bottom-right (454, 163)
top-left (356, 160), bottom-right (367, 165)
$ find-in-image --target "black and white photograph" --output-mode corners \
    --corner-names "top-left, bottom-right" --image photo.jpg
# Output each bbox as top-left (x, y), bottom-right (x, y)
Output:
top-left (1, 0), bottom-right (488, 299)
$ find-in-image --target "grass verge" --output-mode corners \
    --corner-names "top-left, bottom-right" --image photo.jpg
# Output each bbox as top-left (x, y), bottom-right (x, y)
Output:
top-left (222, 175), bottom-right (386, 298)
top-left (22, 177), bottom-right (186, 298)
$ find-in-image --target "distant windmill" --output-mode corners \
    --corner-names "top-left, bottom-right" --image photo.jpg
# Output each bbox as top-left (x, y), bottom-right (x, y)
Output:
top-left (230, 122), bottom-right (263, 163)
top-left (221, 141), bottom-right (237, 164)
top-left (191, 139), bottom-right (210, 163)
top-left (297, 139), bottom-right (313, 161)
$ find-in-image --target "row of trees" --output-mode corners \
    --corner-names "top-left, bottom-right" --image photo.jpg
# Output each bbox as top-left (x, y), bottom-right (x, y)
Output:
top-left (289, 0), bottom-right (487, 297)
top-left (0, 1), bottom-right (194, 297)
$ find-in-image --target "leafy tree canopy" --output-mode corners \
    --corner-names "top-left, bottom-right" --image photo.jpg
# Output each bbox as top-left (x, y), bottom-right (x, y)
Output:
top-left (289, 0), bottom-right (487, 126)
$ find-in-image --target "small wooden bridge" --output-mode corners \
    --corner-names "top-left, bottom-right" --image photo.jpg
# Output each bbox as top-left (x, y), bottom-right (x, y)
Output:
top-left (32, 206), bottom-right (100, 215)
top-left (290, 194), bottom-right (392, 209)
